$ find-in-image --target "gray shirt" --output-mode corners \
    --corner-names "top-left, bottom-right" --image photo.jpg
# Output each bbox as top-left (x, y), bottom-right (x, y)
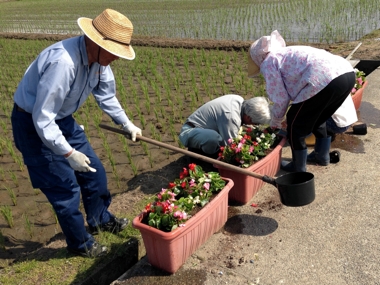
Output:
top-left (185, 94), bottom-right (244, 144)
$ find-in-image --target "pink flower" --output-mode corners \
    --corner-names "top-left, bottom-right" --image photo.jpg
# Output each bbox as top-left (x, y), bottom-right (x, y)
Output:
top-left (189, 178), bottom-right (196, 187)
top-left (235, 143), bottom-right (242, 153)
top-left (173, 210), bottom-right (187, 220)
top-left (203, 182), bottom-right (210, 190)
top-left (351, 87), bottom-right (357, 94)
top-left (357, 77), bottom-right (363, 85)
top-left (168, 191), bottom-right (176, 200)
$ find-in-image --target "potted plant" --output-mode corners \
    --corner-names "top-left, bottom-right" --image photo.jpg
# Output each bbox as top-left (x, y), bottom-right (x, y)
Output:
top-left (132, 164), bottom-right (234, 273)
top-left (351, 68), bottom-right (368, 110)
top-left (214, 126), bottom-right (286, 205)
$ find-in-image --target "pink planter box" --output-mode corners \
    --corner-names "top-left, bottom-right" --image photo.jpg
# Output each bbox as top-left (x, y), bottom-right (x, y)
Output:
top-left (352, 80), bottom-right (368, 110)
top-left (215, 137), bottom-right (286, 205)
top-left (132, 178), bottom-right (234, 274)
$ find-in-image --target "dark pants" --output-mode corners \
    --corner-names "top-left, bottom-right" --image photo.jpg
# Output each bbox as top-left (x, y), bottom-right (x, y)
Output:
top-left (11, 105), bottom-right (114, 251)
top-left (286, 72), bottom-right (355, 150)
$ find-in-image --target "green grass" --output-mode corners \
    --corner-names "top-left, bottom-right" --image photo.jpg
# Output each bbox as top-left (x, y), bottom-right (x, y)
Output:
top-left (0, 219), bottom-right (141, 285)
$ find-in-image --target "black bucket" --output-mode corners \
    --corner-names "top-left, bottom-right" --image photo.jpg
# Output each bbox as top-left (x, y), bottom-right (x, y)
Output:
top-left (275, 172), bottom-right (315, 207)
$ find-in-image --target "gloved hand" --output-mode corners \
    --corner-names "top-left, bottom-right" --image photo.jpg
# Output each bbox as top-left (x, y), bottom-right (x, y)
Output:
top-left (122, 122), bottom-right (142, 142)
top-left (65, 149), bottom-right (96, 172)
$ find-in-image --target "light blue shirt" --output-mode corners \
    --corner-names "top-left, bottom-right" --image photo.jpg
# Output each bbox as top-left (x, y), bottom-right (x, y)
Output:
top-left (14, 36), bottom-right (130, 155)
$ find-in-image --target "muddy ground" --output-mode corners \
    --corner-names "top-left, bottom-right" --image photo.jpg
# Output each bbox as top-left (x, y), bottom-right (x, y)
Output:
top-left (0, 31), bottom-right (380, 271)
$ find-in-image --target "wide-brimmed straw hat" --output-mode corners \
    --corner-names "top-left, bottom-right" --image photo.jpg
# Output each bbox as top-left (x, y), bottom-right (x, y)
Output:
top-left (248, 30), bottom-right (286, 78)
top-left (77, 9), bottom-right (135, 60)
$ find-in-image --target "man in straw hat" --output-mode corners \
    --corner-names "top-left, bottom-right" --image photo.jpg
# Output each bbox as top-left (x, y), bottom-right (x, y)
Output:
top-left (248, 30), bottom-right (355, 172)
top-left (11, 9), bottom-right (140, 258)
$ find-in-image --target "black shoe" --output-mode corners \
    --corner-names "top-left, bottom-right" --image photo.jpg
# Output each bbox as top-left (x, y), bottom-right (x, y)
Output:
top-left (67, 242), bottom-right (108, 258)
top-left (89, 217), bottom-right (129, 235)
top-left (329, 150), bottom-right (340, 164)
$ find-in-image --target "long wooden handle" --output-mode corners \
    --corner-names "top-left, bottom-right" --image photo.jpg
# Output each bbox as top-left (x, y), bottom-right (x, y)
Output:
top-left (346, 42), bottom-right (362, 60)
top-left (99, 124), bottom-right (277, 185)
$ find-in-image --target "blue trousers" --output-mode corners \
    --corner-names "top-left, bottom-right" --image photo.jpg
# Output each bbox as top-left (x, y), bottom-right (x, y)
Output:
top-left (178, 124), bottom-right (223, 155)
top-left (11, 105), bottom-right (114, 251)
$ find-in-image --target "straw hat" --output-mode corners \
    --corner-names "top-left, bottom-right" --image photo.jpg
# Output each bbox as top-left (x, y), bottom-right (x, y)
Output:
top-left (77, 9), bottom-right (135, 60)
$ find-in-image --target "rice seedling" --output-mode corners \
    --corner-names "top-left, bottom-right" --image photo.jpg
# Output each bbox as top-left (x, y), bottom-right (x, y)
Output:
top-left (8, 170), bottom-right (18, 187)
top-left (23, 213), bottom-right (34, 238)
top-left (130, 161), bottom-right (138, 177)
top-left (0, 206), bottom-right (14, 228)
top-left (5, 186), bottom-right (16, 206)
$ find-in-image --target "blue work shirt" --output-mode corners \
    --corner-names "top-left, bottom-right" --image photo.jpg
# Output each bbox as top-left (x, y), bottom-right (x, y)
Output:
top-left (13, 36), bottom-right (130, 156)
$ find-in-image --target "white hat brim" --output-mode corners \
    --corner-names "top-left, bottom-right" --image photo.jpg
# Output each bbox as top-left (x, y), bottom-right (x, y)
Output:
top-left (247, 51), bottom-right (260, 77)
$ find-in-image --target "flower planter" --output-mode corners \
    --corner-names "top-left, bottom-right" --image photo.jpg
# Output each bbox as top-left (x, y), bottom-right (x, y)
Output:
top-left (352, 80), bottom-right (368, 110)
top-left (132, 178), bottom-right (234, 274)
top-left (215, 137), bottom-right (286, 205)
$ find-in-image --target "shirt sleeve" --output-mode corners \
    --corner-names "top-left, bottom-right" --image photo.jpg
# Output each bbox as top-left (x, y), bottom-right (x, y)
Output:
top-left (262, 63), bottom-right (290, 127)
top-left (92, 66), bottom-right (130, 125)
top-left (33, 60), bottom-right (74, 155)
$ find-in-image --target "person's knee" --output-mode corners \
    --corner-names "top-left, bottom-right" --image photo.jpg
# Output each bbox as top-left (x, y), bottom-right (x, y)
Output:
top-left (200, 140), bottom-right (222, 155)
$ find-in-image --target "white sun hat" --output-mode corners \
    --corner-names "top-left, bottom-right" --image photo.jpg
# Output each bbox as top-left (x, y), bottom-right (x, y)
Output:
top-left (248, 30), bottom-right (286, 77)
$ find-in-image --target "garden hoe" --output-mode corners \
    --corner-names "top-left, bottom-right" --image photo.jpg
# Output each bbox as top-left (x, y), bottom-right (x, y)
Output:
top-left (99, 124), bottom-right (315, 207)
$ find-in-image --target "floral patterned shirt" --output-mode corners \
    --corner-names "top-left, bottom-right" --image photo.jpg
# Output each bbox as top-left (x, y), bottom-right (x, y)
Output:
top-left (260, 46), bottom-right (354, 128)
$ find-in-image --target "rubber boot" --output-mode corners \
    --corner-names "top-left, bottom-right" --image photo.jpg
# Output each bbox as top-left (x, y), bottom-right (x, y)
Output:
top-left (307, 136), bottom-right (331, 166)
top-left (281, 149), bottom-right (308, 172)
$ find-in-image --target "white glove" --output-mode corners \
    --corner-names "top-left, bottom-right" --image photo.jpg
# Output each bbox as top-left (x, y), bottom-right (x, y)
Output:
top-left (122, 122), bottom-right (142, 142)
top-left (66, 149), bottom-right (96, 172)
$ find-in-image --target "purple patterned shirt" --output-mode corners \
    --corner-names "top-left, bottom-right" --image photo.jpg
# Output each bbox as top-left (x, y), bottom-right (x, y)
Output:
top-left (260, 46), bottom-right (354, 127)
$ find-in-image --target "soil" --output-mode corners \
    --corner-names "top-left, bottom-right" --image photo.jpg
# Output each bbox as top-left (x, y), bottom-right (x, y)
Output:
top-left (1, 31), bottom-right (380, 270)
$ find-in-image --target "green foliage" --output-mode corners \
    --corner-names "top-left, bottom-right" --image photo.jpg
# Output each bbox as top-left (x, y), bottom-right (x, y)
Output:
top-left (351, 68), bottom-right (366, 94)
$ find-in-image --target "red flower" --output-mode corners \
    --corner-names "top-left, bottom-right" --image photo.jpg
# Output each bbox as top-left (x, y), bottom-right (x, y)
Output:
top-left (181, 181), bottom-right (187, 188)
top-left (168, 182), bottom-right (176, 189)
top-left (189, 163), bottom-right (196, 171)
top-left (145, 203), bottom-right (152, 211)
top-left (179, 167), bottom-right (189, 179)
